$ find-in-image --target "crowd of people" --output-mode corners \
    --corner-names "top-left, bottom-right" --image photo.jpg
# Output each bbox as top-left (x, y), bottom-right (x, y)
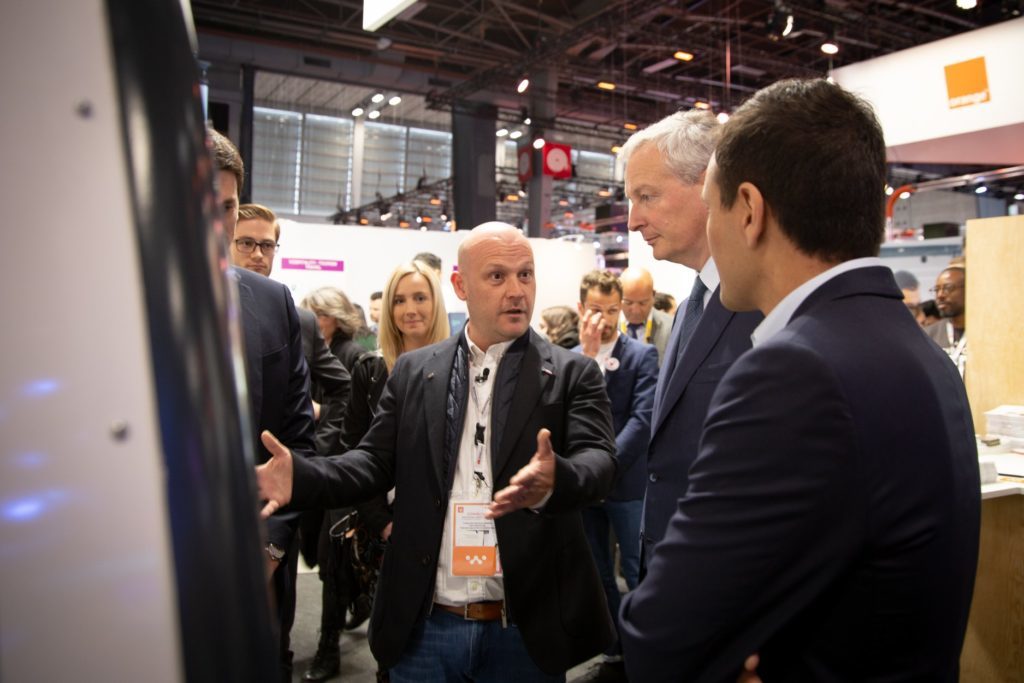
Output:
top-left (212, 77), bottom-right (979, 683)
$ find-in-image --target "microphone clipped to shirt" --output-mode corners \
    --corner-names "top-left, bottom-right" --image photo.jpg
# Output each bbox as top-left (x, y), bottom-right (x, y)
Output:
top-left (474, 367), bottom-right (491, 384)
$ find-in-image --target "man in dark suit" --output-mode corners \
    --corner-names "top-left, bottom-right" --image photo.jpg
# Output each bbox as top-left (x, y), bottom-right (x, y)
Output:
top-left (621, 111), bottom-right (762, 569)
top-left (573, 270), bottom-right (658, 683)
top-left (256, 222), bottom-right (617, 681)
top-left (620, 79), bottom-right (980, 682)
top-left (211, 129), bottom-right (317, 682)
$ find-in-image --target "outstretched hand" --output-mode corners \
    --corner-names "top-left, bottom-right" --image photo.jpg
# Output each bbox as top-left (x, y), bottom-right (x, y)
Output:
top-left (255, 430), bottom-right (294, 518)
top-left (487, 428), bottom-right (555, 519)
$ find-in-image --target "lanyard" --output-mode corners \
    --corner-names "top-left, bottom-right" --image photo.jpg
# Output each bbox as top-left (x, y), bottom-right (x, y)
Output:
top-left (620, 316), bottom-right (653, 343)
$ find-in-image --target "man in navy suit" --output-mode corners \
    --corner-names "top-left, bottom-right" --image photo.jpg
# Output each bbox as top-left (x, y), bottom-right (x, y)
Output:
top-left (621, 111), bottom-right (762, 570)
top-left (621, 79), bottom-right (980, 681)
top-left (211, 129), bottom-right (317, 682)
top-left (573, 270), bottom-right (659, 683)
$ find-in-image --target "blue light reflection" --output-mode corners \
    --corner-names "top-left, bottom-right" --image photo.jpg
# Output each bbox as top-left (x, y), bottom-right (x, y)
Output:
top-left (21, 378), bottom-right (61, 398)
top-left (1, 490), bottom-right (68, 523)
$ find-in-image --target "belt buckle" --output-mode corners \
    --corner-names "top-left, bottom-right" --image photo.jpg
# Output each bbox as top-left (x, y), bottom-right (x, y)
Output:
top-left (463, 603), bottom-right (474, 620)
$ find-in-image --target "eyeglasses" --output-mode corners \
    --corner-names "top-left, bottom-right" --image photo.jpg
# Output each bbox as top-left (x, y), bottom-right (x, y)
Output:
top-left (929, 284), bottom-right (963, 295)
top-left (234, 237), bottom-right (279, 254)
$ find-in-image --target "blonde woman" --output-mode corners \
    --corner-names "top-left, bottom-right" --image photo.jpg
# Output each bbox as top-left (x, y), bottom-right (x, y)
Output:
top-left (304, 262), bottom-right (449, 682)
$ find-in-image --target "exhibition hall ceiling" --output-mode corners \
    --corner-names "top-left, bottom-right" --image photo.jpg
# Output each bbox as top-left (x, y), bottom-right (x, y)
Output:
top-left (193, 0), bottom-right (1019, 130)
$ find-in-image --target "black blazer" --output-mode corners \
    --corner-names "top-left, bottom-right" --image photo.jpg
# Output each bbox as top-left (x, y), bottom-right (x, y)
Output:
top-left (290, 329), bottom-right (618, 673)
top-left (297, 307), bottom-right (350, 456)
top-left (622, 267), bottom-right (981, 682)
top-left (234, 267), bottom-right (316, 549)
top-left (642, 288), bottom-right (761, 561)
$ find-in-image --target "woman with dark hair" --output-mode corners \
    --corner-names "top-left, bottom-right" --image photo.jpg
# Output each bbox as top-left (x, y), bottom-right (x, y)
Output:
top-left (539, 305), bottom-right (580, 349)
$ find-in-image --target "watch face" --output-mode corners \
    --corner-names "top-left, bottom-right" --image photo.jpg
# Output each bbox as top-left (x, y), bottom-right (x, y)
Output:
top-left (267, 543), bottom-right (285, 561)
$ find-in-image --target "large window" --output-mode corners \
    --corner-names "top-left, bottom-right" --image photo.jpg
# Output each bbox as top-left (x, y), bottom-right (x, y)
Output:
top-left (300, 114), bottom-right (353, 216)
top-left (252, 108), bottom-right (303, 214)
top-left (361, 122), bottom-right (407, 202)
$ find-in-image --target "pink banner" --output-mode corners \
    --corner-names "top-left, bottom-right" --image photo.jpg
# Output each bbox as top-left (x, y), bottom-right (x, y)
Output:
top-left (281, 258), bottom-right (344, 272)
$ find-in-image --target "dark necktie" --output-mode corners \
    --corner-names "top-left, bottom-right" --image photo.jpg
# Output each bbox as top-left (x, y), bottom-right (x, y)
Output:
top-left (675, 276), bottom-right (708, 359)
top-left (654, 276), bottom-right (709, 417)
top-left (628, 323), bottom-right (642, 340)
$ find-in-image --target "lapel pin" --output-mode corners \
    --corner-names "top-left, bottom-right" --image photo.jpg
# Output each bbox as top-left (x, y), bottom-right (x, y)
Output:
top-left (604, 357), bottom-right (620, 371)
top-left (427, 372), bottom-right (435, 380)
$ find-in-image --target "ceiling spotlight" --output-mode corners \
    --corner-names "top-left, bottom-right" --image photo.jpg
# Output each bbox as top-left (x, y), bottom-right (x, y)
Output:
top-left (380, 211), bottom-right (392, 221)
top-left (766, 1), bottom-right (795, 41)
top-left (388, 95), bottom-right (402, 106)
top-left (623, 122), bottom-right (638, 130)
top-left (611, 144), bottom-right (622, 154)
top-left (885, 185), bottom-right (894, 196)
top-left (506, 193), bottom-right (520, 202)
top-left (956, 0), bottom-right (977, 8)
top-left (351, 107), bottom-right (364, 117)
top-left (558, 196), bottom-right (570, 207)
top-left (371, 93), bottom-right (385, 103)
top-left (517, 77), bottom-right (530, 94)
top-left (898, 191), bottom-right (911, 200)
top-left (597, 187), bottom-right (612, 198)
top-left (496, 128), bottom-right (509, 137)
top-left (975, 185), bottom-right (988, 194)
top-left (429, 194), bottom-right (442, 206)
top-left (821, 37), bottom-right (839, 55)
top-left (368, 110), bottom-right (381, 119)
top-left (694, 101), bottom-right (711, 110)
top-left (716, 112), bottom-right (730, 124)
top-left (597, 81), bottom-right (616, 91)
top-left (523, 117), bottom-right (532, 125)
top-left (1015, 192), bottom-right (1024, 201)
top-left (673, 50), bottom-right (694, 62)
top-left (532, 137), bottom-right (546, 150)
top-left (509, 130), bottom-right (523, 140)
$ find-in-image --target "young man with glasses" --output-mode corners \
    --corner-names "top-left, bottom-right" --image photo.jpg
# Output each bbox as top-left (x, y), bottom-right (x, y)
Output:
top-left (233, 204), bottom-right (281, 277)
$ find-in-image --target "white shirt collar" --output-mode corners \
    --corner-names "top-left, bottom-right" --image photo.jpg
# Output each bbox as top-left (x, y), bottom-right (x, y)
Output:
top-left (751, 257), bottom-right (883, 347)
top-left (463, 325), bottom-right (513, 365)
top-left (697, 258), bottom-right (720, 307)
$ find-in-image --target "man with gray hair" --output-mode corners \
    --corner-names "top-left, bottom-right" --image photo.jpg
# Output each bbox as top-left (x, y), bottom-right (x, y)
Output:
top-left (620, 111), bottom-right (762, 572)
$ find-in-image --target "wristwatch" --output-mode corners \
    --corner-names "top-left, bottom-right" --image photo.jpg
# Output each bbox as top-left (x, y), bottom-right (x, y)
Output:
top-left (265, 542), bottom-right (285, 562)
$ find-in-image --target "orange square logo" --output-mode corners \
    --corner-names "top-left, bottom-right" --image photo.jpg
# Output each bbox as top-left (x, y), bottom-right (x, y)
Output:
top-left (944, 56), bottom-right (990, 109)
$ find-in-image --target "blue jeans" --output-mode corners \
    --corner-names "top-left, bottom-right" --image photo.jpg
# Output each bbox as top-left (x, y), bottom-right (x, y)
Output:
top-left (390, 607), bottom-right (565, 683)
top-left (581, 498), bottom-right (642, 656)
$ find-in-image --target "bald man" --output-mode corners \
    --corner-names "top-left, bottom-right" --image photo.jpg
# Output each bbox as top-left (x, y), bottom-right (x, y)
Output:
top-left (256, 222), bottom-right (617, 681)
top-left (619, 267), bottom-right (673, 365)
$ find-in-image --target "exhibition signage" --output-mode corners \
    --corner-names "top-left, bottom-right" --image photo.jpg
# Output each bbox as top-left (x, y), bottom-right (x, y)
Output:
top-left (281, 258), bottom-right (345, 272)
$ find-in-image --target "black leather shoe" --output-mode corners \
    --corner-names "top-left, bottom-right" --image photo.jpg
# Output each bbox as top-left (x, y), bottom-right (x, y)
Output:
top-left (344, 594), bottom-right (372, 631)
top-left (302, 630), bottom-right (340, 682)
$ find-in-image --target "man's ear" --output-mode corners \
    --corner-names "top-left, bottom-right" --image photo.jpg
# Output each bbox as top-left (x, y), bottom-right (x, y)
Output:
top-left (737, 181), bottom-right (766, 248)
top-left (451, 271), bottom-right (468, 302)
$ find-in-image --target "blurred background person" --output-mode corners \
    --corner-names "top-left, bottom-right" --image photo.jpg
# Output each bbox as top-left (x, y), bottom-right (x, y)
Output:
top-left (332, 261), bottom-right (450, 683)
top-left (297, 285), bottom-right (376, 683)
top-left (368, 291), bottom-right (383, 334)
top-left (925, 264), bottom-right (967, 377)
top-left (539, 305), bottom-right (580, 349)
top-left (652, 291), bottom-right (676, 317)
top-left (619, 267), bottom-right (672, 365)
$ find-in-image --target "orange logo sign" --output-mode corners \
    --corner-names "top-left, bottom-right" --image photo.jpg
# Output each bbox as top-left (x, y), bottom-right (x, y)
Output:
top-left (944, 56), bottom-right (990, 109)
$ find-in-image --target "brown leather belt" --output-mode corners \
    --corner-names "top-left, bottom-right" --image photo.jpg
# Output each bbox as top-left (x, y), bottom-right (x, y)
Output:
top-left (434, 601), bottom-right (505, 622)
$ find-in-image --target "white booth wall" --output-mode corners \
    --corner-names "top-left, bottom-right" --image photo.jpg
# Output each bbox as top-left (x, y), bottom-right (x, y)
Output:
top-left (268, 223), bottom-right (599, 328)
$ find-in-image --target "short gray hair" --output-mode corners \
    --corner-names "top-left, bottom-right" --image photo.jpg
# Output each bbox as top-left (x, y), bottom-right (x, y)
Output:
top-left (619, 110), bottom-right (720, 185)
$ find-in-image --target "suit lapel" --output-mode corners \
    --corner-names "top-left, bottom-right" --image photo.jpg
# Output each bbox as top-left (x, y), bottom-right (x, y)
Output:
top-left (651, 290), bottom-right (733, 436)
top-left (492, 333), bottom-right (545, 484)
top-left (235, 271), bottom-right (264, 431)
top-left (423, 336), bottom-right (459, 490)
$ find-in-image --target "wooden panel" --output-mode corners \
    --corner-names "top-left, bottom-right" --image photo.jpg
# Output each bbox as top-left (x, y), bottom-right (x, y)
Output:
top-left (960, 495), bottom-right (1024, 682)
top-left (961, 214), bottom-right (1024, 681)
top-left (963, 215), bottom-right (1024, 432)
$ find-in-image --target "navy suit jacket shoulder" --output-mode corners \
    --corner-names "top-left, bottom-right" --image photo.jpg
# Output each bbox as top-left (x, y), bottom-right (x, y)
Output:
top-left (235, 268), bottom-right (315, 547)
top-left (575, 335), bottom-right (659, 500)
top-left (622, 266), bottom-right (980, 682)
